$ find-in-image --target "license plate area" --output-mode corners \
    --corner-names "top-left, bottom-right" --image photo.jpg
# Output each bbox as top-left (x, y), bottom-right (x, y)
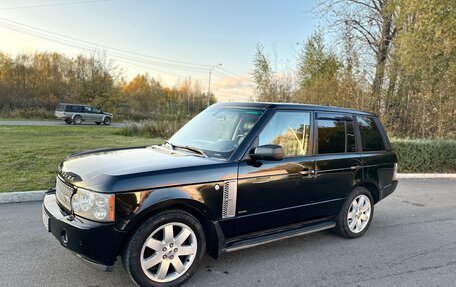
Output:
top-left (42, 204), bottom-right (50, 232)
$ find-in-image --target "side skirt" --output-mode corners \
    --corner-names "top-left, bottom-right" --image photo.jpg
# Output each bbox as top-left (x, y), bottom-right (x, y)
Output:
top-left (222, 217), bottom-right (336, 253)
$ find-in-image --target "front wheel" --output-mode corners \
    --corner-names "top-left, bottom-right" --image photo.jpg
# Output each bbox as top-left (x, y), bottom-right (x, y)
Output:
top-left (72, 115), bottom-right (82, 125)
top-left (334, 187), bottom-right (374, 238)
top-left (103, 117), bottom-right (111, 125)
top-left (122, 210), bottom-right (206, 287)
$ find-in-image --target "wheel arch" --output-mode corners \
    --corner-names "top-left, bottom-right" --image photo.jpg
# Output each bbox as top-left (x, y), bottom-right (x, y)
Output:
top-left (71, 113), bottom-right (82, 120)
top-left (120, 198), bottom-right (223, 259)
top-left (356, 181), bottom-right (380, 203)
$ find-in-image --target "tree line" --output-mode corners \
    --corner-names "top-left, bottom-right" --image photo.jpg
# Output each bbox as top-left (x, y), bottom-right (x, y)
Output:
top-left (252, 0), bottom-right (456, 139)
top-left (0, 51), bottom-right (214, 121)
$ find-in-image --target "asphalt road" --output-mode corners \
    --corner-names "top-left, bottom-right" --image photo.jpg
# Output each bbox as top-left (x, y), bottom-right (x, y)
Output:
top-left (0, 120), bottom-right (126, 127)
top-left (1, 179), bottom-right (455, 287)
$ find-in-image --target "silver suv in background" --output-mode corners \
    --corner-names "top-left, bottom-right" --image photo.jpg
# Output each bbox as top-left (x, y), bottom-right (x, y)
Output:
top-left (55, 103), bottom-right (113, 125)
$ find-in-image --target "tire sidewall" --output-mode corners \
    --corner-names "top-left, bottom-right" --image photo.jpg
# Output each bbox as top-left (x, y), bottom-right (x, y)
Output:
top-left (103, 117), bottom-right (111, 125)
top-left (123, 210), bottom-right (206, 287)
top-left (73, 116), bottom-right (82, 125)
top-left (337, 187), bottom-right (374, 239)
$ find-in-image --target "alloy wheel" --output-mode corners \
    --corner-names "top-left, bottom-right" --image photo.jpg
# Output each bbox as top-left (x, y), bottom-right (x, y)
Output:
top-left (347, 195), bottom-right (371, 233)
top-left (140, 222), bottom-right (197, 283)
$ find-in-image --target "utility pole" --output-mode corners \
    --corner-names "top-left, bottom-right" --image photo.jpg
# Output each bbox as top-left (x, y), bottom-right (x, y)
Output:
top-left (207, 63), bottom-right (222, 107)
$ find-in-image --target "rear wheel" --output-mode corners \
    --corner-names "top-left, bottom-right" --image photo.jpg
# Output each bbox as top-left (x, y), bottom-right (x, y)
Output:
top-left (103, 117), bottom-right (111, 125)
top-left (335, 187), bottom-right (374, 238)
top-left (122, 210), bottom-right (205, 287)
top-left (72, 115), bottom-right (82, 125)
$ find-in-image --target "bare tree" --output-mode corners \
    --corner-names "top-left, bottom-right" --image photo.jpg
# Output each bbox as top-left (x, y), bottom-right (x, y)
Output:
top-left (316, 0), bottom-right (397, 113)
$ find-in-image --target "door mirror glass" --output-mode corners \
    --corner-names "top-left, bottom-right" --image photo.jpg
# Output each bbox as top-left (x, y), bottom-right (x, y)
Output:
top-left (250, 144), bottom-right (284, 161)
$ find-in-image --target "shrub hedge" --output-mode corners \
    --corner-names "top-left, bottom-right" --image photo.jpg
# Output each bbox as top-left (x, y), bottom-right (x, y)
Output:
top-left (391, 139), bottom-right (456, 173)
top-left (116, 122), bottom-right (456, 173)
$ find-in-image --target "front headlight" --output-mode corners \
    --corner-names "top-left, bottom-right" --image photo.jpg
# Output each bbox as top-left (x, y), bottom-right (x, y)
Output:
top-left (71, 188), bottom-right (114, 222)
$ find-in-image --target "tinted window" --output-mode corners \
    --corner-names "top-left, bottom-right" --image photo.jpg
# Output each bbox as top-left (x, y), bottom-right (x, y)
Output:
top-left (65, 105), bottom-right (81, 112)
top-left (357, 116), bottom-right (385, 151)
top-left (259, 111), bottom-right (311, 157)
top-left (84, 106), bottom-right (92, 113)
top-left (317, 119), bottom-right (356, 154)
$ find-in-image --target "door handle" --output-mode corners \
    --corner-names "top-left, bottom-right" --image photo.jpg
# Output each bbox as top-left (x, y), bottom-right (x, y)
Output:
top-left (350, 165), bottom-right (362, 170)
top-left (300, 169), bottom-right (315, 176)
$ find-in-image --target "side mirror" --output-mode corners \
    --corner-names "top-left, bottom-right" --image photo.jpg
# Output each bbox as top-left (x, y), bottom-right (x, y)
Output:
top-left (250, 144), bottom-right (284, 161)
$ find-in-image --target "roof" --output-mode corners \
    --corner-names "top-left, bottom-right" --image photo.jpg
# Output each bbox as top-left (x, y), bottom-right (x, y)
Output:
top-left (214, 102), bottom-right (376, 116)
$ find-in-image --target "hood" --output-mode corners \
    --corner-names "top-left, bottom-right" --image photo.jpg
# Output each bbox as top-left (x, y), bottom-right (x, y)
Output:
top-left (59, 146), bottom-right (234, 193)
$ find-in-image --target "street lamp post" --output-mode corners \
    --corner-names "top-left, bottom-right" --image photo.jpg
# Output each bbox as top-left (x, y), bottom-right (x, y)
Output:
top-left (207, 63), bottom-right (222, 107)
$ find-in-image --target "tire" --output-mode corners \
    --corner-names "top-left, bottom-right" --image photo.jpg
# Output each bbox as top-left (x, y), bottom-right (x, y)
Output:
top-left (72, 115), bottom-right (82, 125)
top-left (65, 119), bottom-right (72, 124)
top-left (95, 122), bottom-right (101, 125)
top-left (122, 209), bottom-right (206, 287)
top-left (103, 117), bottom-right (111, 125)
top-left (334, 187), bottom-right (374, 239)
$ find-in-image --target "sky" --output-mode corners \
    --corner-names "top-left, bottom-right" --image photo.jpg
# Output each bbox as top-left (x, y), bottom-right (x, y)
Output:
top-left (0, 0), bottom-right (318, 102)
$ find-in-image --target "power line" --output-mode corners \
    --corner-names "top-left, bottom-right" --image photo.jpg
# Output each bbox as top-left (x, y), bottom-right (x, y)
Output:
top-left (0, 16), bottom-right (251, 83)
top-left (0, 17), bottom-right (213, 70)
top-left (0, 0), bottom-right (110, 11)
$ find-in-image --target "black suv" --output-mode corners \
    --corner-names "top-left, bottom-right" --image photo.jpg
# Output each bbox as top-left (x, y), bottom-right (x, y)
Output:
top-left (42, 102), bottom-right (398, 287)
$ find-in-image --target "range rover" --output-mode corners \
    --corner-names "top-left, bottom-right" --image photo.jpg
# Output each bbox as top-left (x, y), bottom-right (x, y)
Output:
top-left (42, 102), bottom-right (398, 287)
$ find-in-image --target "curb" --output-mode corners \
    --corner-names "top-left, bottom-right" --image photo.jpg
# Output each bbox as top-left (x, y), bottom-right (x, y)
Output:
top-left (0, 190), bottom-right (45, 204)
top-left (0, 174), bottom-right (455, 204)
top-left (397, 173), bottom-right (456, 179)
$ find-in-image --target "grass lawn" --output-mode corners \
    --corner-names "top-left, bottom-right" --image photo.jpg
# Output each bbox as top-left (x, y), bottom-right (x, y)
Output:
top-left (0, 125), bottom-right (163, 192)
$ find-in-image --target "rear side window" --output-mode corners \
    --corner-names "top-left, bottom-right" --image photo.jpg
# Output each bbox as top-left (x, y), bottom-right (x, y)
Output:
top-left (317, 119), bottom-right (356, 154)
top-left (65, 105), bottom-right (82, 112)
top-left (356, 116), bottom-right (385, 151)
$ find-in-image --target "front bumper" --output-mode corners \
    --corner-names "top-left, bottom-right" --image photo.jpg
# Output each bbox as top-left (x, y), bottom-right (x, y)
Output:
top-left (42, 190), bottom-right (125, 268)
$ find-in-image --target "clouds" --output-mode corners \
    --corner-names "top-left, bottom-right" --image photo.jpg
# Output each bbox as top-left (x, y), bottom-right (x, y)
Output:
top-left (211, 74), bottom-right (254, 102)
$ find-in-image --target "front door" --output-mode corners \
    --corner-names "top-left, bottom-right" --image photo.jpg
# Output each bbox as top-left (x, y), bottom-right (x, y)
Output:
top-left (235, 110), bottom-right (316, 235)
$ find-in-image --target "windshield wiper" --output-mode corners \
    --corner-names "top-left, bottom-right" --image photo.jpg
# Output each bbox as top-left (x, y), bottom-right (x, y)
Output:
top-left (162, 141), bottom-right (175, 150)
top-left (173, 144), bottom-right (208, 158)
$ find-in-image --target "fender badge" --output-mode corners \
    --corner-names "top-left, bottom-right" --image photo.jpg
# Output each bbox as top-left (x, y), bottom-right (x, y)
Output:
top-left (214, 184), bottom-right (220, 191)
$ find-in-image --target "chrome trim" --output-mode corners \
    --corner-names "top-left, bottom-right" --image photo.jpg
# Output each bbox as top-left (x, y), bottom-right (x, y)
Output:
top-left (55, 176), bottom-right (74, 211)
top-left (222, 180), bottom-right (237, 219)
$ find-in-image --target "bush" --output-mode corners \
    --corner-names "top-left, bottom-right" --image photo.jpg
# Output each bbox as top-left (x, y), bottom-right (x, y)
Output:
top-left (391, 139), bottom-right (456, 173)
top-left (116, 123), bottom-right (456, 173)
top-left (115, 118), bottom-right (189, 139)
top-left (0, 107), bottom-right (54, 120)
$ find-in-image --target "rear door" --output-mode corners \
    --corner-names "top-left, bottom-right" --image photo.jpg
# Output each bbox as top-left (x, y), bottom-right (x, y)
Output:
top-left (312, 112), bottom-right (363, 217)
top-left (235, 110), bottom-right (316, 235)
top-left (356, 116), bottom-right (397, 196)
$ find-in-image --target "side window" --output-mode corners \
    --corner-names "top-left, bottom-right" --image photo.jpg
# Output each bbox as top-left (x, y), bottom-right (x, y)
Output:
top-left (259, 111), bottom-right (311, 157)
top-left (84, 106), bottom-right (91, 113)
top-left (317, 119), bottom-right (356, 154)
top-left (356, 116), bottom-right (386, 151)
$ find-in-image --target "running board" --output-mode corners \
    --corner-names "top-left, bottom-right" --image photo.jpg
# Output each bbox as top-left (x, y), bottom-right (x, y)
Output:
top-left (223, 219), bottom-right (336, 253)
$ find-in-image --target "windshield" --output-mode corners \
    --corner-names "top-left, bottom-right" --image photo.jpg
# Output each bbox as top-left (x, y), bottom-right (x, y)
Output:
top-left (168, 107), bottom-right (264, 159)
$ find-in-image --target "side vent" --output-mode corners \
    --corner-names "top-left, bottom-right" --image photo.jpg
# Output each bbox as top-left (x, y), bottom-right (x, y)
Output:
top-left (222, 180), bottom-right (237, 219)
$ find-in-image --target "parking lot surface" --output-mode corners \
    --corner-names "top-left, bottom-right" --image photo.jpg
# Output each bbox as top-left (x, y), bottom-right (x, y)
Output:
top-left (0, 179), bottom-right (455, 286)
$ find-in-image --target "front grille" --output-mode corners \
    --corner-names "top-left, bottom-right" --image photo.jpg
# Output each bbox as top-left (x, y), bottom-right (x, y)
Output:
top-left (56, 176), bottom-right (74, 211)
